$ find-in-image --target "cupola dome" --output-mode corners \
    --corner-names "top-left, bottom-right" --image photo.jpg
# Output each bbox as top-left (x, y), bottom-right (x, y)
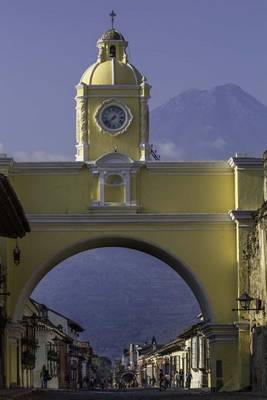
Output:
top-left (80, 59), bottom-right (143, 85)
top-left (100, 29), bottom-right (125, 41)
top-left (79, 27), bottom-right (143, 86)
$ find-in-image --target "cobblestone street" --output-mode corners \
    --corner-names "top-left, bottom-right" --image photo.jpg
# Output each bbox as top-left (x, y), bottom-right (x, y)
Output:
top-left (13, 389), bottom-right (266, 400)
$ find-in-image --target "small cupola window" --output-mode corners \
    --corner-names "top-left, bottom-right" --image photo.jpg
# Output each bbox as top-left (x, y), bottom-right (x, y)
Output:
top-left (109, 45), bottom-right (116, 58)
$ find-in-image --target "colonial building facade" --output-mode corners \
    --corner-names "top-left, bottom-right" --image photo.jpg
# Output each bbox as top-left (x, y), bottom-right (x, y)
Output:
top-left (22, 299), bottom-right (93, 389)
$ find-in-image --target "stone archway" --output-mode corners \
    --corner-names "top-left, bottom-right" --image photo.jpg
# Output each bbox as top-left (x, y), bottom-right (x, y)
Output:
top-left (12, 235), bottom-right (213, 323)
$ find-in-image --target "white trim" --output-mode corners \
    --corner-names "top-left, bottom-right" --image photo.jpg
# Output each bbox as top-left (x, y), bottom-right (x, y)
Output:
top-left (202, 323), bottom-right (238, 343)
top-left (90, 203), bottom-right (137, 213)
top-left (10, 162), bottom-right (83, 175)
top-left (7, 160), bottom-right (237, 176)
top-left (228, 157), bottom-right (263, 169)
top-left (0, 157), bottom-right (13, 169)
top-left (128, 63), bottom-right (138, 84)
top-left (146, 161), bottom-right (232, 175)
top-left (28, 226), bottom-right (234, 233)
top-left (95, 152), bottom-right (134, 165)
top-left (99, 172), bottom-right (105, 206)
top-left (27, 213), bottom-right (233, 225)
top-left (86, 84), bottom-right (140, 90)
top-left (88, 62), bottom-right (100, 85)
top-left (112, 58), bottom-right (115, 85)
top-left (229, 210), bottom-right (255, 227)
top-left (87, 94), bottom-right (140, 98)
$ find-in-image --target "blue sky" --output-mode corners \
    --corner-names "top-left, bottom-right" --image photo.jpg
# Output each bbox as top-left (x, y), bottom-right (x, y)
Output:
top-left (0, 0), bottom-right (266, 160)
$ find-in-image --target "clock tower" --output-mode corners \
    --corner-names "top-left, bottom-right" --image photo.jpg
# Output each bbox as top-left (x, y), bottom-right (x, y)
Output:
top-left (75, 22), bottom-right (151, 162)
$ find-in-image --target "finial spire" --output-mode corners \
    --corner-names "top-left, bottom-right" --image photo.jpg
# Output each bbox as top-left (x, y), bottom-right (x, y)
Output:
top-left (109, 10), bottom-right (116, 29)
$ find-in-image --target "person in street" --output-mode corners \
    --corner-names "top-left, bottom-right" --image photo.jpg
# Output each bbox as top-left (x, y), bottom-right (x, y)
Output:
top-left (89, 376), bottom-right (95, 390)
top-left (84, 376), bottom-right (89, 389)
top-left (159, 369), bottom-right (165, 391)
top-left (164, 373), bottom-right (170, 388)
top-left (40, 365), bottom-right (49, 389)
top-left (179, 369), bottom-right (184, 388)
top-left (174, 370), bottom-right (179, 388)
top-left (100, 377), bottom-right (105, 391)
top-left (186, 371), bottom-right (192, 389)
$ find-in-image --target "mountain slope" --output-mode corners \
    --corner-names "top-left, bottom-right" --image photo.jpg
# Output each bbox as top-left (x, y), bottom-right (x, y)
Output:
top-left (150, 84), bottom-right (267, 160)
top-left (32, 248), bottom-right (200, 360)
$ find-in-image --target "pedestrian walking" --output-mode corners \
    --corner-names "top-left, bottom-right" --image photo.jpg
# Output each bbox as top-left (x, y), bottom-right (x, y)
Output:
top-left (40, 365), bottom-right (49, 389)
top-left (186, 371), bottom-right (192, 389)
top-left (89, 376), bottom-right (95, 390)
top-left (159, 369), bottom-right (165, 391)
top-left (100, 377), bottom-right (105, 391)
top-left (164, 373), bottom-right (170, 388)
top-left (179, 369), bottom-right (184, 388)
top-left (174, 370), bottom-right (179, 388)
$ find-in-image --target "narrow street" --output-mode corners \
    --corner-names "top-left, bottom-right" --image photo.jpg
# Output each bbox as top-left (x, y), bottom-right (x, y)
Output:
top-left (26, 389), bottom-right (267, 400)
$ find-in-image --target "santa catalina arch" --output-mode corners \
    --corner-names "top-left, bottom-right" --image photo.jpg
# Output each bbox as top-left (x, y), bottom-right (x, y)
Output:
top-left (0, 26), bottom-right (263, 390)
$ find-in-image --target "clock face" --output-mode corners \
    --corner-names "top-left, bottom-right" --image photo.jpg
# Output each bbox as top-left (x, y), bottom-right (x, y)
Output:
top-left (101, 105), bottom-right (127, 131)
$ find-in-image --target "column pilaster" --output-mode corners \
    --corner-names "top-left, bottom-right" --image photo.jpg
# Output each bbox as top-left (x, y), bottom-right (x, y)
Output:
top-left (5, 322), bottom-right (24, 388)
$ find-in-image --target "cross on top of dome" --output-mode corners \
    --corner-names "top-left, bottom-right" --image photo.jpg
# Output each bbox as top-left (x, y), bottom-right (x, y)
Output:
top-left (99, 11), bottom-right (125, 41)
top-left (109, 10), bottom-right (116, 29)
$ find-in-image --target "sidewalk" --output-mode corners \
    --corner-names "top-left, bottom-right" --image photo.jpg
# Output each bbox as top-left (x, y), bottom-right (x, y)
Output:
top-left (0, 389), bottom-right (36, 400)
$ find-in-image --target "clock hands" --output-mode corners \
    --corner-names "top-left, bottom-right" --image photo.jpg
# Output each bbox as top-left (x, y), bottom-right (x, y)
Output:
top-left (101, 105), bottom-right (127, 131)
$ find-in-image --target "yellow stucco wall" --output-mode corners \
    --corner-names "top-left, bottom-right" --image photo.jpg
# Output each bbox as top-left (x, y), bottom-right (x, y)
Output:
top-left (8, 163), bottom-right (235, 214)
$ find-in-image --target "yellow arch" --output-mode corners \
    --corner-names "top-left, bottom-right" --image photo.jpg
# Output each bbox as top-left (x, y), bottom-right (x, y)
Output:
top-left (12, 235), bottom-right (213, 323)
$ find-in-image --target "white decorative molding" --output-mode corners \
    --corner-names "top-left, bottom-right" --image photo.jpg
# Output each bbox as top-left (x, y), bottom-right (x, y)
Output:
top-left (140, 97), bottom-right (149, 144)
top-left (228, 157), bottom-right (263, 170)
top-left (6, 322), bottom-right (25, 339)
top-left (87, 94), bottom-right (140, 99)
top-left (95, 98), bottom-right (133, 136)
top-left (95, 152), bottom-right (134, 165)
top-left (229, 210), bottom-right (256, 227)
top-left (27, 213), bottom-right (233, 225)
top-left (233, 321), bottom-right (250, 331)
top-left (75, 93), bottom-right (89, 161)
top-left (202, 323), bottom-right (238, 343)
top-left (90, 153), bottom-right (141, 207)
top-left (0, 157), bottom-right (14, 172)
top-left (89, 204), bottom-right (138, 214)
top-left (10, 162), bottom-right (84, 175)
top-left (140, 143), bottom-right (152, 162)
top-left (146, 161), bottom-right (232, 175)
top-left (87, 84), bottom-right (140, 90)
top-left (8, 160), bottom-right (236, 176)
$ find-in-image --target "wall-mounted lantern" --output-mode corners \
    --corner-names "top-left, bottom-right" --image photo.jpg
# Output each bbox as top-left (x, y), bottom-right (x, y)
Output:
top-left (232, 292), bottom-right (264, 312)
top-left (13, 240), bottom-right (21, 265)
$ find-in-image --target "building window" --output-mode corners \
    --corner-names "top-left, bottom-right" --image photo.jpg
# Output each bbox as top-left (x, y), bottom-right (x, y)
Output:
top-left (104, 174), bottom-right (125, 204)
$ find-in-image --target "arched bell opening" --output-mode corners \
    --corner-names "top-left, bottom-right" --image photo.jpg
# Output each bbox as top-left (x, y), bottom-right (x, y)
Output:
top-left (109, 45), bottom-right (116, 58)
